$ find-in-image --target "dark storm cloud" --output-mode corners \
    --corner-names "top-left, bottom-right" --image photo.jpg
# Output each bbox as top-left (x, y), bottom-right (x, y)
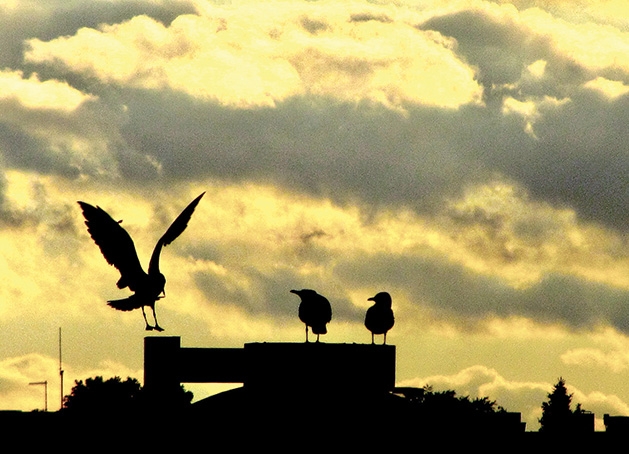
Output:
top-left (0, 0), bottom-right (193, 191)
top-left (421, 9), bottom-right (629, 231)
top-left (193, 264), bottom-right (361, 322)
top-left (15, 2), bottom-right (629, 235)
top-left (115, 90), bottom-right (500, 209)
top-left (334, 252), bottom-right (629, 333)
top-left (0, 93), bottom-right (126, 182)
top-left (108, 76), bottom-right (629, 234)
top-left (420, 9), bottom-right (590, 98)
top-left (0, 172), bottom-right (80, 242)
top-left (519, 91), bottom-right (629, 230)
top-left (422, 10), bottom-right (547, 89)
top-left (461, 91), bottom-right (629, 232)
top-left (0, 122), bottom-right (81, 179)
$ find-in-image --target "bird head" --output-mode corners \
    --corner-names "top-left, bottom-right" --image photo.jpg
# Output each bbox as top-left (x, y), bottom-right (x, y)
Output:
top-left (368, 291), bottom-right (392, 307)
top-left (291, 288), bottom-right (311, 298)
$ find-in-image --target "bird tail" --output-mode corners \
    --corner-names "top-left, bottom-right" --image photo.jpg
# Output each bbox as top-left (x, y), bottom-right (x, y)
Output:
top-left (311, 324), bottom-right (327, 335)
top-left (107, 295), bottom-right (142, 312)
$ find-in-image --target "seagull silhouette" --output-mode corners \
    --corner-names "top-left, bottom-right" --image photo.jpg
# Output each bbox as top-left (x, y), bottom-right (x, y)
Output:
top-left (290, 289), bottom-right (332, 343)
top-left (78, 192), bottom-right (205, 331)
top-left (365, 292), bottom-right (394, 345)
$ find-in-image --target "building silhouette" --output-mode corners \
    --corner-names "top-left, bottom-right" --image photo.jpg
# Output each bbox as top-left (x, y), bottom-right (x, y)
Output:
top-left (4, 336), bottom-right (627, 449)
top-left (143, 337), bottom-right (526, 441)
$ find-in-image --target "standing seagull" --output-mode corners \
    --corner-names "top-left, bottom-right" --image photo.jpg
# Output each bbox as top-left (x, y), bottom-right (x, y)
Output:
top-left (78, 192), bottom-right (205, 331)
top-left (290, 289), bottom-right (332, 343)
top-left (365, 292), bottom-right (394, 345)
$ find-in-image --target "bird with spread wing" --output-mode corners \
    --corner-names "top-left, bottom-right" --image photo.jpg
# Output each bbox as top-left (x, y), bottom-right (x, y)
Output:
top-left (78, 192), bottom-right (205, 331)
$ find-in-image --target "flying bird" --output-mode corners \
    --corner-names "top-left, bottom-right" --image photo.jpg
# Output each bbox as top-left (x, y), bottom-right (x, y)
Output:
top-left (78, 192), bottom-right (205, 331)
top-left (290, 289), bottom-right (332, 343)
top-left (365, 292), bottom-right (394, 345)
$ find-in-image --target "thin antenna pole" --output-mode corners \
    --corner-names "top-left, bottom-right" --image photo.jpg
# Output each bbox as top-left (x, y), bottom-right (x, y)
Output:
top-left (59, 327), bottom-right (64, 411)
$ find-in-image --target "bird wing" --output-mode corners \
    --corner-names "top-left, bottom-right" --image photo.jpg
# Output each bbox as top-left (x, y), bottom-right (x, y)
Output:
top-left (107, 295), bottom-right (145, 311)
top-left (364, 305), bottom-right (394, 334)
top-left (364, 305), bottom-right (377, 333)
top-left (310, 293), bottom-right (332, 334)
top-left (318, 293), bottom-right (332, 323)
top-left (148, 192), bottom-right (205, 275)
top-left (78, 201), bottom-right (146, 291)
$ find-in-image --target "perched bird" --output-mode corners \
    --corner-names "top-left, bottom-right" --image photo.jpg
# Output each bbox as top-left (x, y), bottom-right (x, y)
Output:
top-left (78, 192), bottom-right (205, 331)
top-left (365, 292), bottom-right (395, 345)
top-left (290, 289), bottom-right (332, 343)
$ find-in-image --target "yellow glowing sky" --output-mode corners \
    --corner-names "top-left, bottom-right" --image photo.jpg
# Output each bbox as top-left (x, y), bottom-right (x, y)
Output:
top-left (3, 0), bottom-right (629, 430)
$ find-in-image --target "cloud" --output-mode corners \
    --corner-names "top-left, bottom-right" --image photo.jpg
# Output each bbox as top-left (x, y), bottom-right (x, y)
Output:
top-left (0, 69), bottom-right (122, 181)
top-left (561, 328), bottom-right (629, 373)
top-left (0, 0), bottom-right (195, 71)
top-left (336, 248), bottom-right (629, 333)
top-left (398, 365), bottom-right (551, 430)
top-left (0, 70), bottom-right (93, 111)
top-left (562, 348), bottom-right (629, 373)
top-left (575, 390), bottom-right (629, 422)
top-left (420, 3), bottom-right (629, 231)
top-left (24, 3), bottom-right (483, 110)
top-left (399, 363), bottom-right (629, 430)
top-left (0, 1), bottom-right (200, 191)
top-left (3, 0), bottom-right (629, 419)
top-left (0, 352), bottom-right (143, 411)
top-left (584, 77), bottom-right (629, 100)
top-left (0, 354), bottom-right (58, 410)
top-left (74, 178), bottom-right (629, 336)
top-left (12, 0), bottom-right (629, 235)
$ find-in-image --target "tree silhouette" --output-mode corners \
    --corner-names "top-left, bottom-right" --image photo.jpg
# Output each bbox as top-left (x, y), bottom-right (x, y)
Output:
top-left (407, 386), bottom-right (506, 415)
top-left (539, 377), bottom-right (585, 433)
top-left (391, 386), bottom-right (512, 433)
top-left (63, 376), bottom-right (193, 416)
top-left (63, 376), bottom-right (143, 415)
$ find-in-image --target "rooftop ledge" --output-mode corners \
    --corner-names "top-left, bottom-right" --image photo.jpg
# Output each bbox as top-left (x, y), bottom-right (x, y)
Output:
top-left (144, 337), bottom-right (396, 394)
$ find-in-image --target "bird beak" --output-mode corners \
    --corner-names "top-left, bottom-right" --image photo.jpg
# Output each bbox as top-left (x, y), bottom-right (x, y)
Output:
top-left (368, 297), bottom-right (375, 301)
top-left (290, 289), bottom-right (299, 295)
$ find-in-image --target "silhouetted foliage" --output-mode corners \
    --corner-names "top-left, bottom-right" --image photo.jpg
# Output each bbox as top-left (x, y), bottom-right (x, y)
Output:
top-left (63, 376), bottom-right (142, 415)
top-left (539, 377), bottom-right (586, 433)
top-left (62, 376), bottom-right (193, 417)
top-left (411, 386), bottom-right (505, 415)
top-left (392, 385), bottom-right (511, 433)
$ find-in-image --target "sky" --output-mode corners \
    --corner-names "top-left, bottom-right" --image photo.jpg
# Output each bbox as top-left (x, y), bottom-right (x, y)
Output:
top-left (2, 0), bottom-right (629, 431)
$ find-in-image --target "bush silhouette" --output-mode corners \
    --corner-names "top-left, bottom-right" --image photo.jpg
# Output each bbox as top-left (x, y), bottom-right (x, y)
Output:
top-left (63, 376), bottom-right (192, 417)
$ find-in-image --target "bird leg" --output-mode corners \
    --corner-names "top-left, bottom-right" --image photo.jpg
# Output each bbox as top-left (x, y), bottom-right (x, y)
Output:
top-left (142, 307), bottom-right (154, 331)
top-left (305, 326), bottom-right (309, 343)
top-left (383, 333), bottom-right (387, 345)
top-left (316, 333), bottom-right (320, 343)
top-left (371, 333), bottom-right (375, 345)
top-left (152, 306), bottom-right (164, 332)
